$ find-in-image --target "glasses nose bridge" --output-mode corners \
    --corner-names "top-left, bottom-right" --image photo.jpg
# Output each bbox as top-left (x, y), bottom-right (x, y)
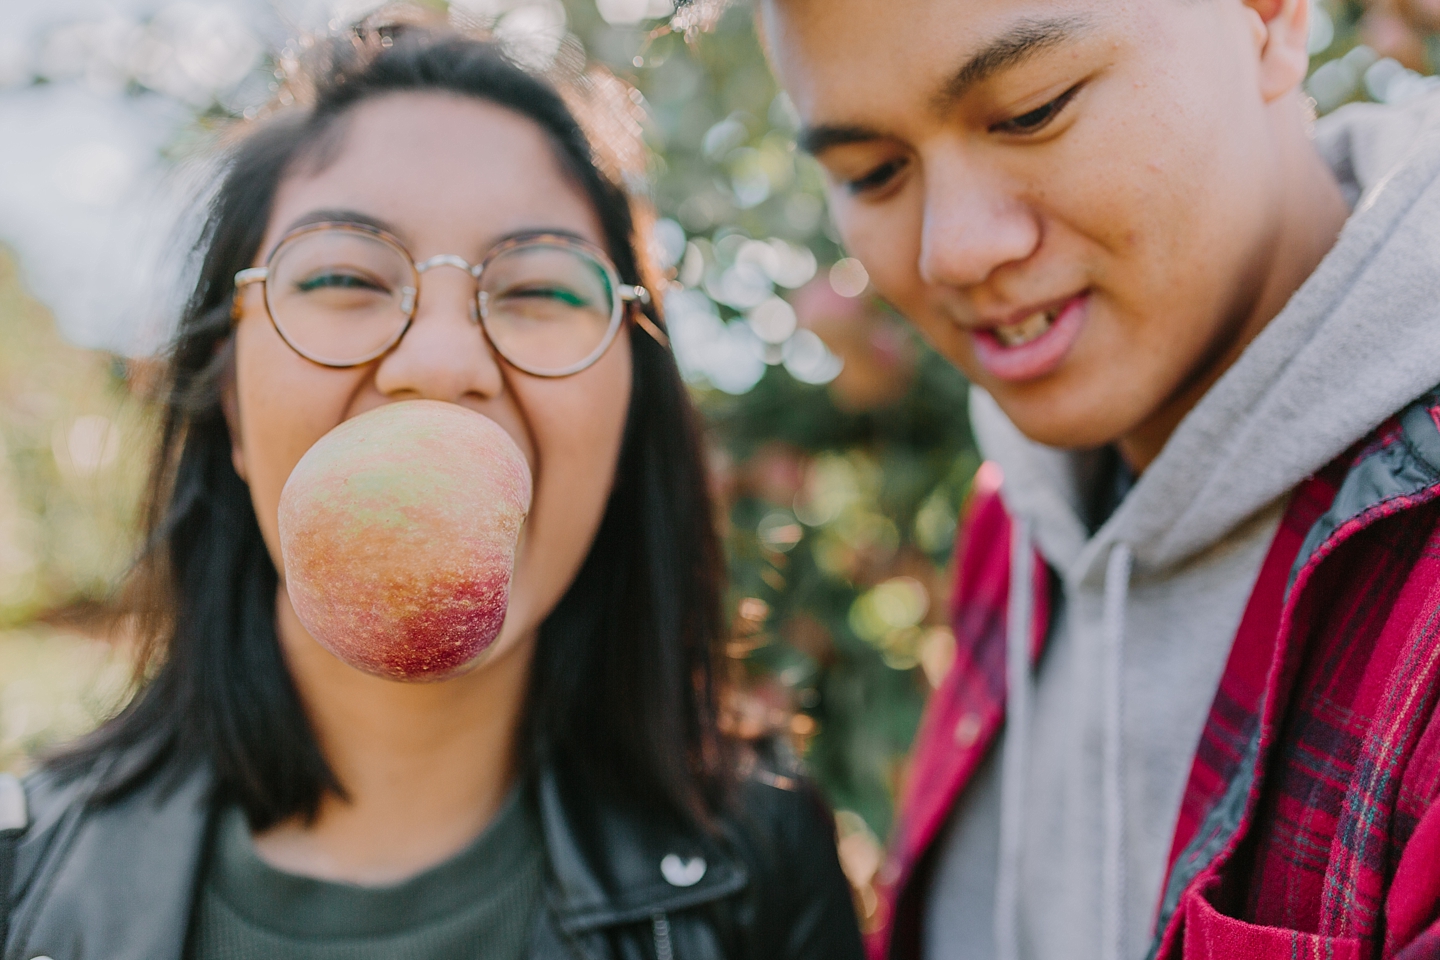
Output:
top-left (409, 253), bottom-right (484, 324)
top-left (414, 253), bottom-right (482, 278)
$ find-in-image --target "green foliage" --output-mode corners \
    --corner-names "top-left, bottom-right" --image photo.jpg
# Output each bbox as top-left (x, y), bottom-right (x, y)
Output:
top-left (0, 624), bottom-right (130, 777)
top-left (0, 250), bottom-right (150, 627)
top-left (1305, 1), bottom-right (1440, 113)
top-left (567, 5), bottom-right (980, 843)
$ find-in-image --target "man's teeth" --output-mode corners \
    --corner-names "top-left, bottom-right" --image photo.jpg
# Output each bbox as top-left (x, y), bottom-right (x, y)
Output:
top-left (993, 310), bottom-right (1056, 348)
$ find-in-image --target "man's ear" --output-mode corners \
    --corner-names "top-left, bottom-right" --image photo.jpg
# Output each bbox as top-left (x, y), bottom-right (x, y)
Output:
top-left (1243, 0), bottom-right (1312, 103)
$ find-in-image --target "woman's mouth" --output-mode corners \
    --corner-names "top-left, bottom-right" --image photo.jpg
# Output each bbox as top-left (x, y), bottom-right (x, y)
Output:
top-left (971, 293), bottom-right (1088, 382)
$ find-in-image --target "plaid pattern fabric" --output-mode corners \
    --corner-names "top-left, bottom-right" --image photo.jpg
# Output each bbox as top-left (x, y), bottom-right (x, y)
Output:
top-left (875, 394), bottom-right (1440, 960)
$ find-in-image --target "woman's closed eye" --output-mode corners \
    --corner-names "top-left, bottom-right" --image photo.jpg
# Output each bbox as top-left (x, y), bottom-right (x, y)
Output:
top-left (990, 83), bottom-right (1082, 136)
top-left (499, 284), bottom-right (590, 307)
top-left (296, 270), bottom-right (390, 294)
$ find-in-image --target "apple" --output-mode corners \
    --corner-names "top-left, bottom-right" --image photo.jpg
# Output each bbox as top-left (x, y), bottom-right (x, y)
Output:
top-left (278, 400), bottom-right (532, 681)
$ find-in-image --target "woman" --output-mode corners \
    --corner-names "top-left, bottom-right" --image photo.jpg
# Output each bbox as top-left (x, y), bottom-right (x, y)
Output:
top-left (0, 16), bottom-right (863, 960)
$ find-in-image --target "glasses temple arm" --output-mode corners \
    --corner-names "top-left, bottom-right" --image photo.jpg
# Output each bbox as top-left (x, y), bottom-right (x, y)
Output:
top-left (620, 284), bottom-right (668, 349)
top-left (619, 284), bottom-right (651, 305)
top-left (230, 267), bottom-right (271, 324)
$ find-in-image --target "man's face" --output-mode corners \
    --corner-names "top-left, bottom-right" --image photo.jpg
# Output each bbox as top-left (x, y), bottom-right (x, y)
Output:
top-left (764, 0), bottom-right (1301, 454)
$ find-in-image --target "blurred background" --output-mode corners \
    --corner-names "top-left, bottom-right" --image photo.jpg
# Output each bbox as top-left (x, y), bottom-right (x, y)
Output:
top-left (1, 0), bottom-right (1437, 929)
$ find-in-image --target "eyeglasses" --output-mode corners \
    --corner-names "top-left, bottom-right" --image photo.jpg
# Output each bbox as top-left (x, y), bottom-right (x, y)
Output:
top-left (233, 222), bottom-right (651, 377)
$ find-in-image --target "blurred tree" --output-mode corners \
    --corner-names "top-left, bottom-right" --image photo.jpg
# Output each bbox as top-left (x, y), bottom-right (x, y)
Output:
top-left (566, 8), bottom-right (980, 918)
top-left (0, 247), bottom-right (143, 776)
top-left (0, 248), bottom-right (149, 628)
top-left (1306, 0), bottom-right (1440, 110)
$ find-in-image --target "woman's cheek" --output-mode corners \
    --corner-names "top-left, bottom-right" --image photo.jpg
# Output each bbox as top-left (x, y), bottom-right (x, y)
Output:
top-left (510, 355), bottom-right (630, 613)
top-left (232, 322), bottom-right (354, 573)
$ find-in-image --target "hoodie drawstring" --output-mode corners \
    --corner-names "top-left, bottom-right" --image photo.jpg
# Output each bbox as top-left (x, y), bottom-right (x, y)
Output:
top-left (995, 519), bottom-right (1034, 960)
top-left (1101, 543), bottom-right (1133, 960)
top-left (995, 528), bottom-right (1133, 960)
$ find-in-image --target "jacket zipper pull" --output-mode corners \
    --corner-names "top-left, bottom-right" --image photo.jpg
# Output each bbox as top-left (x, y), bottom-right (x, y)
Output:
top-left (651, 911), bottom-right (675, 960)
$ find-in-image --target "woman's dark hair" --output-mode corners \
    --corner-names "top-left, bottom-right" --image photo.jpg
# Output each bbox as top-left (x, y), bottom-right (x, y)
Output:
top-left (51, 17), bottom-right (731, 830)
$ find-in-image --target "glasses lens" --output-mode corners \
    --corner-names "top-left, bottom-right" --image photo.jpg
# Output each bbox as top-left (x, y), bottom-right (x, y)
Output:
top-left (267, 230), bottom-right (414, 365)
top-left (479, 243), bottom-right (618, 375)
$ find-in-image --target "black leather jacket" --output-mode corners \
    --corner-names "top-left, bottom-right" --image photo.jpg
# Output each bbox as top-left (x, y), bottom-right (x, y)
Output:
top-left (1, 753), bottom-right (864, 960)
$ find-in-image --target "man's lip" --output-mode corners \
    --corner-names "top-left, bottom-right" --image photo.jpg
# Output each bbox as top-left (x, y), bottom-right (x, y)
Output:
top-left (968, 292), bottom-right (1090, 382)
top-left (970, 293), bottom-right (1086, 332)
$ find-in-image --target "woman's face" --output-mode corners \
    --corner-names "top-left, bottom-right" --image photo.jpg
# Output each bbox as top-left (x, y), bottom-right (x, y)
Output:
top-left (229, 91), bottom-right (632, 671)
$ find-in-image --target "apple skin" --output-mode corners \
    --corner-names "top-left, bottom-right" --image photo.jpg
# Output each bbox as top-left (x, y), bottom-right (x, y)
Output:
top-left (277, 400), bottom-right (533, 681)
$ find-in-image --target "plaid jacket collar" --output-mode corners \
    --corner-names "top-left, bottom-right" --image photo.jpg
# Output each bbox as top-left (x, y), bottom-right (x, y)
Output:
top-left (877, 388), bottom-right (1440, 960)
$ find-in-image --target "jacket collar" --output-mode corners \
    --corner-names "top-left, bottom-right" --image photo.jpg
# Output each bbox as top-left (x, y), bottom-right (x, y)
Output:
top-left (1289, 386), bottom-right (1440, 586)
top-left (11, 760), bottom-right (213, 960)
top-left (534, 764), bottom-right (748, 934)
top-left (11, 755), bottom-right (749, 958)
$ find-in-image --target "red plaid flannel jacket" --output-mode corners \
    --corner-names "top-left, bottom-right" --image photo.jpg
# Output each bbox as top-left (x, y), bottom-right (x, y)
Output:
top-left (876, 389), bottom-right (1440, 960)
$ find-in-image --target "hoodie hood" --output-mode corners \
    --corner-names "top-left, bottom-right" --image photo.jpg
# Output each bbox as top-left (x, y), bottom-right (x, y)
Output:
top-left (974, 90), bottom-right (1440, 584)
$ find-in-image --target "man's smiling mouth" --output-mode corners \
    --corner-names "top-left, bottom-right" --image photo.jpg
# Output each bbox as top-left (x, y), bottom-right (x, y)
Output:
top-left (969, 293), bottom-right (1090, 383)
top-left (992, 309), bottom-right (1056, 348)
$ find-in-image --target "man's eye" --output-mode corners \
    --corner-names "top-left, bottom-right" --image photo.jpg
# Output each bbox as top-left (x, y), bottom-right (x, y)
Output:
top-left (846, 158), bottom-right (908, 196)
top-left (991, 84), bottom-right (1082, 135)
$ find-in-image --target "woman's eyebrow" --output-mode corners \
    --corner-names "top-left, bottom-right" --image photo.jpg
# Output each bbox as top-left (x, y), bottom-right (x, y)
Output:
top-left (273, 215), bottom-right (593, 254)
top-left (282, 208), bottom-right (405, 237)
top-left (493, 227), bottom-right (590, 245)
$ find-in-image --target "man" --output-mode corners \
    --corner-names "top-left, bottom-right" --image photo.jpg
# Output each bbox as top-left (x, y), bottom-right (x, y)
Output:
top-left (747, 1), bottom-right (1440, 958)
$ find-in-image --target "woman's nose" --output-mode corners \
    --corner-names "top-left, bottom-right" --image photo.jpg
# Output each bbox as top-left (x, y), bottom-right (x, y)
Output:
top-left (372, 266), bottom-right (504, 402)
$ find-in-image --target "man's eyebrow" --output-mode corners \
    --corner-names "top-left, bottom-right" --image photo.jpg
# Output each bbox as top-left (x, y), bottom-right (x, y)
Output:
top-left (797, 14), bottom-right (1096, 156)
top-left (932, 14), bottom-right (1096, 112)
top-left (798, 123), bottom-right (886, 156)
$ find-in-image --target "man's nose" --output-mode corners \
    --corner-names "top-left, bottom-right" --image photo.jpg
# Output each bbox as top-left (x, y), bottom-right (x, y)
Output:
top-left (372, 264), bottom-right (504, 402)
top-left (917, 153), bottom-right (1041, 290)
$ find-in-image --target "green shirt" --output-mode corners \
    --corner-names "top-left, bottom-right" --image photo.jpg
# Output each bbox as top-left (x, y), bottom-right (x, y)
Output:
top-left (188, 787), bottom-right (545, 959)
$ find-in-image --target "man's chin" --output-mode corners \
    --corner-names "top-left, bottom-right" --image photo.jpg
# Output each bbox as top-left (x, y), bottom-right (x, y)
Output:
top-left (988, 389), bottom-right (1141, 453)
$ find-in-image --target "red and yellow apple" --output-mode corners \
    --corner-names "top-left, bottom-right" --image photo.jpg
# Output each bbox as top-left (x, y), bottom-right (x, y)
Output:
top-left (278, 400), bottom-right (532, 681)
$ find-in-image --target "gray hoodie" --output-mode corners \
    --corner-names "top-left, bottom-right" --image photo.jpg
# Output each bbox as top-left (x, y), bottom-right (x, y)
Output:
top-left (922, 91), bottom-right (1440, 960)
